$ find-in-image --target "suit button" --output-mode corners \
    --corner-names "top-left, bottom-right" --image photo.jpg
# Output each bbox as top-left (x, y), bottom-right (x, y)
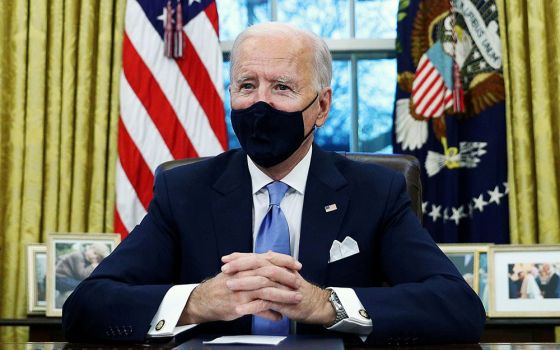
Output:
top-left (155, 319), bottom-right (165, 331)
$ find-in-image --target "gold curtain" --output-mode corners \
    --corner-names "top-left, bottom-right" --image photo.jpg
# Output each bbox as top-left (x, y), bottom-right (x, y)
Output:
top-left (497, 0), bottom-right (560, 244)
top-left (0, 0), bottom-right (125, 342)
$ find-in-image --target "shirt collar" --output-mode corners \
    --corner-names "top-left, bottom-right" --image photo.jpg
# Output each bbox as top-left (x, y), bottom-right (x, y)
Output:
top-left (247, 146), bottom-right (313, 195)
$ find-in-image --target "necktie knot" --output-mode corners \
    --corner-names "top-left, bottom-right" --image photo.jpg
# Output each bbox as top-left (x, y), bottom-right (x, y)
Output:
top-left (266, 181), bottom-right (289, 207)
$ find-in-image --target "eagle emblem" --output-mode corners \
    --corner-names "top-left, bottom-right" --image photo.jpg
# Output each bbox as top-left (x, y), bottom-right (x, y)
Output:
top-left (396, 0), bottom-right (504, 177)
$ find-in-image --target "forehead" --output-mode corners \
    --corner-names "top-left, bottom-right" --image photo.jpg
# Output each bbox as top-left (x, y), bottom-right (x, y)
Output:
top-left (233, 34), bottom-right (314, 81)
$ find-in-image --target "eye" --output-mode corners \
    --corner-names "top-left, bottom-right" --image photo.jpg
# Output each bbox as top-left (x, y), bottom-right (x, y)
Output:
top-left (275, 84), bottom-right (290, 91)
top-left (239, 83), bottom-right (254, 90)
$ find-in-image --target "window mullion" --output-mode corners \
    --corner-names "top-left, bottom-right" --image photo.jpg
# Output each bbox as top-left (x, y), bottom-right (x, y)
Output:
top-left (350, 54), bottom-right (359, 152)
top-left (270, 0), bottom-right (278, 21)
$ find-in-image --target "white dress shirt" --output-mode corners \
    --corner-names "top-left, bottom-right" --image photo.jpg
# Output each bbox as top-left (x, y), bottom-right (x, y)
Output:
top-left (148, 147), bottom-right (372, 338)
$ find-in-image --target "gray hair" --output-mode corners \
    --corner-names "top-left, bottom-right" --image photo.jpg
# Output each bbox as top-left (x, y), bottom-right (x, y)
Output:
top-left (230, 22), bottom-right (332, 91)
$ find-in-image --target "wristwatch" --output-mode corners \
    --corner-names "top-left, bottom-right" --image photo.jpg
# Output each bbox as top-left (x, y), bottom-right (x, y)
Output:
top-left (327, 288), bottom-right (348, 325)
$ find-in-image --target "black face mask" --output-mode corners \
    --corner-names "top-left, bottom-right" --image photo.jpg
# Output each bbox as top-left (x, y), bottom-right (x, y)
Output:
top-left (231, 94), bottom-right (318, 168)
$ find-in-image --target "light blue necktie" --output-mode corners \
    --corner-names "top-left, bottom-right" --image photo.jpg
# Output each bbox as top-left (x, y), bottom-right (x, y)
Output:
top-left (252, 181), bottom-right (291, 335)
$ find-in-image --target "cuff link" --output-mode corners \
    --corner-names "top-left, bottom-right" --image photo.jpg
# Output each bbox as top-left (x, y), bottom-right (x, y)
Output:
top-left (155, 319), bottom-right (165, 331)
top-left (359, 308), bottom-right (370, 319)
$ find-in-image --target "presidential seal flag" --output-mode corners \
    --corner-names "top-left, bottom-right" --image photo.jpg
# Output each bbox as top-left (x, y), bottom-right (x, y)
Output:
top-left (116, 0), bottom-right (227, 238)
top-left (393, 0), bottom-right (508, 243)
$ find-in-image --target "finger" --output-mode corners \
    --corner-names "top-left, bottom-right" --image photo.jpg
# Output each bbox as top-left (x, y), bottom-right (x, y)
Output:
top-left (263, 251), bottom-right (302, 271)
top-left (222, 252), bottom-right (301, 274)
top-left (235, 299), bottom-right (273, 316)
top-left (222, 252), bottom-right (253, 263)
top-left (254, 265), bottom-right (300, 289)
top-left (253, 287), bottom-right (303, 304)
top-left (226, 275), bottom-right (275, 291)
top-left (255, 310), bottom-right (283, 321)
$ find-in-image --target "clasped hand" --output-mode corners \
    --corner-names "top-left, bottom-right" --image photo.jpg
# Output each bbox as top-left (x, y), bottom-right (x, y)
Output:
top-left (179, 251), bottom-right (334, 326)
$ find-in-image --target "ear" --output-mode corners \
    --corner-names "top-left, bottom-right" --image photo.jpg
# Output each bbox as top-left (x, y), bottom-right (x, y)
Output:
top-left (315, 87), bottom-right (332, 127)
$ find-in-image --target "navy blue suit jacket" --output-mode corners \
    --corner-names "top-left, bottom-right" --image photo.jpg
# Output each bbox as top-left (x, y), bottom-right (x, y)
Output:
top-left (62, 146), bottom-right (485, 344)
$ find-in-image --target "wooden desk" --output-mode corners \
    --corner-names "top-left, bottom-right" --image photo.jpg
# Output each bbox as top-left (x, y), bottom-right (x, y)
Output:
top-left (1, 317), bottom-right (559, 343)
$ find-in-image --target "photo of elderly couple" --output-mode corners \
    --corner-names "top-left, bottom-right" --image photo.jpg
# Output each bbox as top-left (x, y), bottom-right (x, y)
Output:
top-left (508, 263), bottom-right (560, 300)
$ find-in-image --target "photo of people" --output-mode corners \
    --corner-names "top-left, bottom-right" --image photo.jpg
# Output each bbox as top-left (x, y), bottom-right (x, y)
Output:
top-left (478, 252), bottom-right (488, 312)
top-left (54, 242), bottom-right (111, 308)
top-left (36, 252), bottom-right (47, 307)
top-left (448, 253), bottom-right (475, 290)
top-left (508, 263), bottom-right (560, 299)
top-left (47, 234), bottom-right (120, 316)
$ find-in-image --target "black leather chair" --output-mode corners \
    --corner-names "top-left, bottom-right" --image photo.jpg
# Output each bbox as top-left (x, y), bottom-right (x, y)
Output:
top-left (156, 152), bottom-right (423, 222)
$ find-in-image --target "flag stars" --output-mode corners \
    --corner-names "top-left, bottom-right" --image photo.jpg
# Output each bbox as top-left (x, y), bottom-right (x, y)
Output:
top-left (188, 0), bottom-right (201, 5)
top-left (487, 185), bottom-right (504, 205)
top-left (428, 204), bottom-right (442, 222)
top-left (157, 7), bottom-right (174, 26)
top-left (473, 194), bottom-right (488, 212)
top-left (450, 206), bottom-right (465, 225)
top-left (422, 201), bottom-right (429, 214)
top-left (503, 182), bottom-right (509, 194)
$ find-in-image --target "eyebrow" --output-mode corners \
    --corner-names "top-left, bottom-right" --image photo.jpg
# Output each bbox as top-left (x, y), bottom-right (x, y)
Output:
top-left (234, 75), bottom-right (298, 86)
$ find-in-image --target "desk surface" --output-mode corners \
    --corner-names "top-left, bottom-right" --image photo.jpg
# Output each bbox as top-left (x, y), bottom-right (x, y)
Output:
top-left (3, 339), bottom-right (560, 350)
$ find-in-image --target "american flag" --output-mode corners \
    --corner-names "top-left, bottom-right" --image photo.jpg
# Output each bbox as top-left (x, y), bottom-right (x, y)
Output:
top-left (116, 0), bottom-right (227, 238)
top-left (411, 42), bottom-right (454, 118)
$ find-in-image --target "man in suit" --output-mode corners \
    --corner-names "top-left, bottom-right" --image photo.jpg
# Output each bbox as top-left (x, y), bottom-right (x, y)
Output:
top-left (63, 22), bottom-right (485, 345)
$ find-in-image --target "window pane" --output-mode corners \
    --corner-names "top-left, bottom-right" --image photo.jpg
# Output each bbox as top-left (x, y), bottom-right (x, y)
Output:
top-left (277, 0), bottom-right (350, 39)
top-left (315, 60), bottom-right (351, 151)
top-left (217, 0), bottom-right (271, 41)
top-left (357, 59), bottom-right (396, 153)
top-left (222, 61), bottom-right (241, 150)
top-left (355, 0), bottom-right (398, 39)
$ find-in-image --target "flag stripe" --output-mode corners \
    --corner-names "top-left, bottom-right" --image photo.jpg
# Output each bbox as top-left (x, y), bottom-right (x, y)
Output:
top-left (418, 79), bottom-right (444, 116)
top-left (122, 33), bottom-right (198, 160)
top-left (116, 159), bottom-right (148, 233)
top-left (120, 73), bottom-right (174, 172)
top-left (125, 0), bottom-right (224, 156)
top-left (185, 12), bottom-right (224, 99)
top-left (176, 31), bottom-right (228, 150)
top-left (118, 118), bottom-right (154, 210)
top-left (116, 0), bottom-right (226, 237)
top-left (204, 1), bottom-right (219, 34)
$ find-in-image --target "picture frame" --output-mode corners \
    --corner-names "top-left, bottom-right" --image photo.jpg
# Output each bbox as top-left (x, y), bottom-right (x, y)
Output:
top-left (488, 245), bottom-right (560, 317)
top-left (477, 246), bottom-right (490, 313)
top-left (439, 244), bottom-right (491, 294)
top-left (27, 244), bottom-right (47, 314)
top-left (46, 233), bottom-right (121, 317)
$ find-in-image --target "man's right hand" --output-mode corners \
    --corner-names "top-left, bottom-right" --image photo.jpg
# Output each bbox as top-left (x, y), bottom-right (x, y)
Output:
top-left (178, 254), bottom-right (303, 325)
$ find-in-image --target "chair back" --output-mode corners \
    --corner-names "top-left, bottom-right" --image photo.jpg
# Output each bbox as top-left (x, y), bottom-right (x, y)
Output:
top-left (156, 152), bottom-right (423, 222)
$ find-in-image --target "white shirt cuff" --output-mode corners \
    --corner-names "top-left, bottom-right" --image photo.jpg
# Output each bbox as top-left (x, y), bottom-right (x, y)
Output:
top-left (147, 284), bottom-right (198, 337)
top-left (326, 287), bottom-right (372, 340)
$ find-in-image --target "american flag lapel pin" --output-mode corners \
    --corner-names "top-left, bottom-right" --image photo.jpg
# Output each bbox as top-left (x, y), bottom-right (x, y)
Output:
top-left (324, 204), bottom-right (337, 213)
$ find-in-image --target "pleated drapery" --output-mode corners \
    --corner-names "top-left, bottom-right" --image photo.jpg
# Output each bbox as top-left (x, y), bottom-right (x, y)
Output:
top-left (0, 0), bottom-right (125, 341)
top-left (497, 0), bottom-right (560, 244)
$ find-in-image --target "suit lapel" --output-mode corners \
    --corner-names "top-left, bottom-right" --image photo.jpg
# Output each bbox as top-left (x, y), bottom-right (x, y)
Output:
top-left (299, 146), bottom-right (349, 287)
top-left (211, 152), bottom-right (254, 258)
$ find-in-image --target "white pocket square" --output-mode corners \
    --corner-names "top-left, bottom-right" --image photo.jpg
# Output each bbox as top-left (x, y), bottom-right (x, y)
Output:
top-left (328, 236), bottom-right (359, 263)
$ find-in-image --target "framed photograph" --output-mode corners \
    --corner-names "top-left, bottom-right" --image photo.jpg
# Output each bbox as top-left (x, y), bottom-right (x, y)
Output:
top-left (27, 244), bottom-right (47, 314)
top-left (477, 246), bottom-right (490, 313)
top-left (439, 244), bottom-right (491, 294)
top-left (46, 233), bottom-right (120, 317)
top-left (489, 245), bottom-right (560, 317)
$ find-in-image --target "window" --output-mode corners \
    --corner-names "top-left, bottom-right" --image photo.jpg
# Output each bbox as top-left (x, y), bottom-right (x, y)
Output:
top-left (218, 0), bottom-right (398, 153)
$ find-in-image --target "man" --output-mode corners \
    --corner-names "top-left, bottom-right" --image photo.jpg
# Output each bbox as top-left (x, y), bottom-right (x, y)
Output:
top-left (537, 264), bottom-right (560, 298)
top-left (63, 22), bottom-right (485, 345)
